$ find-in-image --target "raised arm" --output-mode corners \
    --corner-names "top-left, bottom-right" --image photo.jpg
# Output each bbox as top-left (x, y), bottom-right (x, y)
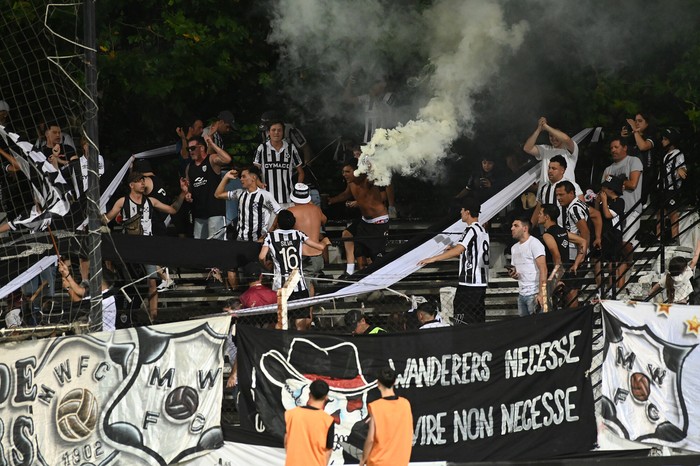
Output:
top-left (205, 134), bottom-right (232, 168)
top-left (215, 169), bottom-right (239, 200)
top-left (176, 126), bottom-right (189, 160)
top-left (523, 117), bottom-right (545, 157)
top-left (542, 119), bottom-right (575, 154)
top-left (58, 260), bottom-right (86, 302)
top-left (626, 118), bottom-right (653, 151)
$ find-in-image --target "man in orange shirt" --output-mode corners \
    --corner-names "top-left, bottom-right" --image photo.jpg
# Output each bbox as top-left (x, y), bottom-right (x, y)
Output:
top-left (284, 380), bottom-right (334, 466)
top-left (360, 367), bottom-right (413, 466)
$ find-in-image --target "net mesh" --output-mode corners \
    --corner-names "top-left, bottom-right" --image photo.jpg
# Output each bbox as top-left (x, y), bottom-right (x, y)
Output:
top-left (0, 0), bottom-right (102, 333)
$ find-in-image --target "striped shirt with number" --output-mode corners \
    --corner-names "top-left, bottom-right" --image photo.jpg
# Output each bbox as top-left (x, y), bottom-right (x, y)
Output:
top-left (227, 188), bottom-right (280, 241)
top-left (253, 140), bottom-right (302, 204)
top-left (264, 229), bottom-right (308, 292)
top-left (457, 222), bottom-right (490, 287)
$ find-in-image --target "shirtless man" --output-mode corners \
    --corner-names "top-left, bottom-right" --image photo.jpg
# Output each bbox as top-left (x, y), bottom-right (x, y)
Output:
top-left (328, 159), bottom-right (389, 275)
top-left (288, 183), bottom-right (328, 295)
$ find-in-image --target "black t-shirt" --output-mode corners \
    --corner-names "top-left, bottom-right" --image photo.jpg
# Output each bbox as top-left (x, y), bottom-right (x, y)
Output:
top-left (187, 156), bottom-right (225, 218)
top-left (600, 196), bottom-right (625, 246)
top-left (543, 224), bottom-right (571, 273)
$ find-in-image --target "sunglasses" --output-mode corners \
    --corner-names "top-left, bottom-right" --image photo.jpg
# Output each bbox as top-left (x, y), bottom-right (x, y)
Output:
top-left (187, 145), bottom-right (201, 152)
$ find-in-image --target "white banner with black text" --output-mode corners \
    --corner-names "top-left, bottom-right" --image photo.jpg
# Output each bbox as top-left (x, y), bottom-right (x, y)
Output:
top-left (0, 316), bottom-right (230, 466)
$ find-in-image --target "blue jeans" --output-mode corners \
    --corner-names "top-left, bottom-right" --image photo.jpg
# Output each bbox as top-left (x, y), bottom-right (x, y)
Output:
top-left (517, 293), bottom-right (539, 317)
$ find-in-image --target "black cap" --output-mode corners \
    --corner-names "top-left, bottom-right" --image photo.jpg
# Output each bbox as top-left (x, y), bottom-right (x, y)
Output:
top-left (242, 261), bottom-right (265, 281)
top-left (602, 174), bottom-right (623, 195)
top-left (217, 110), bottom-right (238, 130)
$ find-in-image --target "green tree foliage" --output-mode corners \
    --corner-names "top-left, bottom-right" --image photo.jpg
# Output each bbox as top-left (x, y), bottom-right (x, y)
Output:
top-left (95, 0), bottom-right (274, 155)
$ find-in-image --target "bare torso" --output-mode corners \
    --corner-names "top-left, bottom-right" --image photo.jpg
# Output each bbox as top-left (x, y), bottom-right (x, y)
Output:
top-left (349, 177), bottom-right (388, 219)
top-left (288, 203), bottom-right (326, 256)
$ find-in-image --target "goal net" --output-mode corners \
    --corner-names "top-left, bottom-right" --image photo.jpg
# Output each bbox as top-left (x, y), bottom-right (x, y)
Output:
top-left (0, 1), bottom-right (102, 336)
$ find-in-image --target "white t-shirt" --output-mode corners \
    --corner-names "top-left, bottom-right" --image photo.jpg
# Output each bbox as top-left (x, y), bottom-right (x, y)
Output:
top-left (511, 236), bottom-right (546, 296)
top-left (660, 267), bottom-right (695, 304)
top-left (5, 308), bottom-right (22, 328)
top-left (535, 143), bottom-right (579, 186)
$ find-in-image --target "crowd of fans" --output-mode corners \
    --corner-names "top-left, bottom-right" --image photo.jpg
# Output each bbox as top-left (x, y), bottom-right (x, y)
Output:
top-left (0, 95), bottom-right (694, 335)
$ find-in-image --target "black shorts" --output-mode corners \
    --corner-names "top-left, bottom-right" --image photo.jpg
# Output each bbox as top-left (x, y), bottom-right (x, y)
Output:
top-left (452, 286), bottom-right (486, 325)
top-left (288, 289), bottom-right (311, 320)
top-left (354, 220), bottom-right (389, 261)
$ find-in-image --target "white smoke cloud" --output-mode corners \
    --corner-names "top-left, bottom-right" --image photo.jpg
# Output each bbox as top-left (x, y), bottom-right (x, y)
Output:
top-left (358, 1), bottom-right (527, 185)
top-left (267, 0), bottom-right (699, 186)
top-left (268, 0), bottom-right (527, 185)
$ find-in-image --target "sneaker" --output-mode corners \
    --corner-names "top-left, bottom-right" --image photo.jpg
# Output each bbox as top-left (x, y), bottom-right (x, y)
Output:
top-left (157, 278), bottom-right (176, 292)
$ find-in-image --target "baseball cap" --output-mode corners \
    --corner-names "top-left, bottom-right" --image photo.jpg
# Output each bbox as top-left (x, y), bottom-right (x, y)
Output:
top-left (290, 183), bottom-right (311, 204)
top-left (242, 261), bottom-right (265, 281)
top-left (217, 110), bottom-right (239, 130)
top-left (0, 101), bottom-right (9, 112)
top-left (127, 171), bottom-right (145, 183)
top-left (602, 175), bottom-right (623, 195)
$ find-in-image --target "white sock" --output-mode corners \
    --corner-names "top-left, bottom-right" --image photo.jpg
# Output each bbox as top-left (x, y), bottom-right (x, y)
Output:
top-left (346, 264), bottom-right (355, 274)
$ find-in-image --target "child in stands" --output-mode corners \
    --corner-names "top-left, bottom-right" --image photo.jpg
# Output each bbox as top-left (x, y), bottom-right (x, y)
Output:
top-left (647, 255), bottom-right (697, 304)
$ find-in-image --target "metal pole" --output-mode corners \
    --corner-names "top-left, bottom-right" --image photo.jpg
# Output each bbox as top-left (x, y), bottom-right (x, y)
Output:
top-left (84, 0), bottom-right (103, 332)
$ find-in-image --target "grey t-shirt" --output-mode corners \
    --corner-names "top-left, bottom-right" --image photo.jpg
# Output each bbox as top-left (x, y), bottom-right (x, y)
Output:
top-left (603, 156), bottom-right (643, 214)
